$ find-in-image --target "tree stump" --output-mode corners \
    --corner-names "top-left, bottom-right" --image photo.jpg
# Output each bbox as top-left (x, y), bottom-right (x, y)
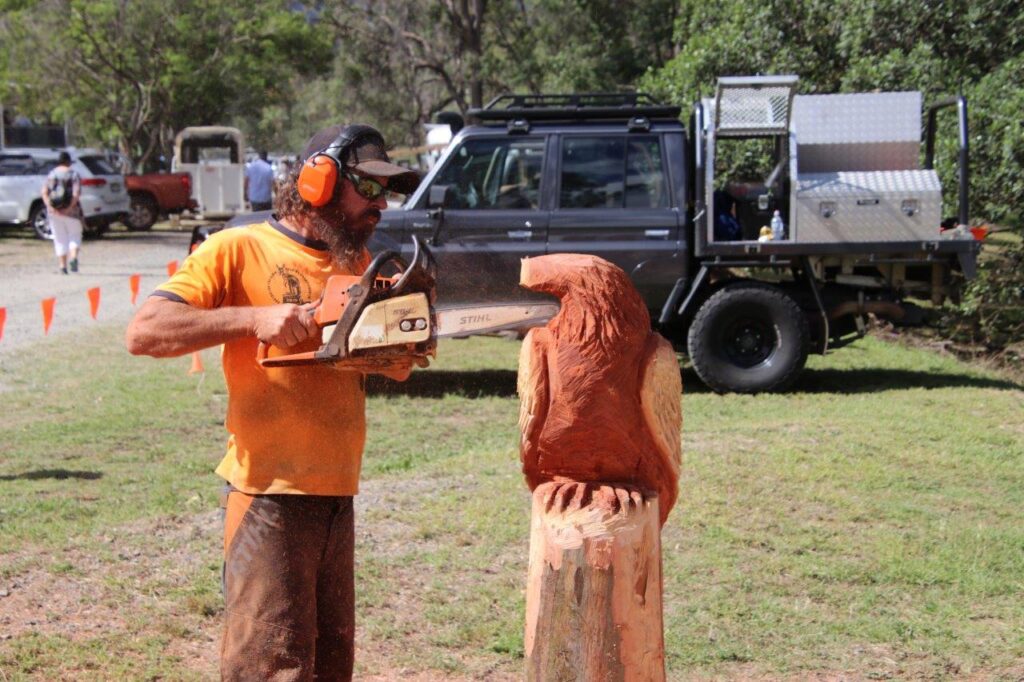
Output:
top-left (525, 481), bottom-right (664, 682)
top-left (517, 254), bottom-right (682, 681)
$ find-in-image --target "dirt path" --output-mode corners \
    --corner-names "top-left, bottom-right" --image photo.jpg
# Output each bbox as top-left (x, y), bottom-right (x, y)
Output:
top-left (0, 476), bottom-right (521, 680)
top-left (0, 224), bottom-right (193, 354)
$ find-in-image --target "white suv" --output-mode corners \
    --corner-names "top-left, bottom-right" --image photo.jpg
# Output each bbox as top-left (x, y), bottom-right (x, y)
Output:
top-left (0, 147), bottom-right (131, 238)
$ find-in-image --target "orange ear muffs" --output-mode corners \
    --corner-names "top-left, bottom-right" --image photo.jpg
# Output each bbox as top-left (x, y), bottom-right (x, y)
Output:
top-left (297, 155), bottom-right (338, 207)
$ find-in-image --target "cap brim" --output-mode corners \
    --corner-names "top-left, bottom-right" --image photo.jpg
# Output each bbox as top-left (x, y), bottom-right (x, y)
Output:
top-left (353, 159), bottom-right (421, 195)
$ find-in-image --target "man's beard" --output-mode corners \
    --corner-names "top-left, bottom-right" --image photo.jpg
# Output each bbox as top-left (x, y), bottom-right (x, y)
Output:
top-left (308, 202), bottom-right (379, 268)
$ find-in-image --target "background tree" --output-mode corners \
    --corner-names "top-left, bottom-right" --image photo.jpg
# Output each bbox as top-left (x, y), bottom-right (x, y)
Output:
top-left (1, 0), bottom-right (328, 170)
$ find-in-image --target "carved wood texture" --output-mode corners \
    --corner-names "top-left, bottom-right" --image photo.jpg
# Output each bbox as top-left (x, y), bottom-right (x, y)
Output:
top-left (517, 254), bottom-right (682, 680)
top-left (517, 254), bottom-right (682, 526)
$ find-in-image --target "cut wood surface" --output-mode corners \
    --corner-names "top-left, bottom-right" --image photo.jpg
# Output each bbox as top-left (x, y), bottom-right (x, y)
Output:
top-left (524, 481), bottom-right (665, 682)
top-left (517, 254), bottom-right (682, 526)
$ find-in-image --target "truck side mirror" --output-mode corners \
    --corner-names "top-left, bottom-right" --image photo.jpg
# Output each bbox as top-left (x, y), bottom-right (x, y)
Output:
top-left (428, 184), bottom-right (454, 209)
top-left (426, 185), bottom-right (454, 246)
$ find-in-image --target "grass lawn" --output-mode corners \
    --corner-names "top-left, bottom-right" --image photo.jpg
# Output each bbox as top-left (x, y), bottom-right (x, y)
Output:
top-left (1, 322), bottom-right (1022, 680)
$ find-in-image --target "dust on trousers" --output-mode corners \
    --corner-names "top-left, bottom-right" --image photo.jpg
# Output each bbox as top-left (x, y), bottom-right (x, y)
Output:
top-left (222, 491), bottom-right (356, 682)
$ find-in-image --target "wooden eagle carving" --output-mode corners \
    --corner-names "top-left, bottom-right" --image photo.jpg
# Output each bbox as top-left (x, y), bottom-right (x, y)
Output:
top-left (517, 254), bottom-right (682, 526)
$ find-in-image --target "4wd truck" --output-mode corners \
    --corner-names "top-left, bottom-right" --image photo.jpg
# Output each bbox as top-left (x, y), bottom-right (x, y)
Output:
top-left (124, 171), bottom-right (196, 231)
top-left (378, 75), bottom-right (979, 393)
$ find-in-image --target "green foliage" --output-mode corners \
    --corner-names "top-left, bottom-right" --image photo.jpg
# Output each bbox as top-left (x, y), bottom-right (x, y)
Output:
top-left (287, 0), bottom-right (680, 148)
top-left (1, 0), bottom-right (328, 167)
top-left (936, 233), bottom-right (1024, 372)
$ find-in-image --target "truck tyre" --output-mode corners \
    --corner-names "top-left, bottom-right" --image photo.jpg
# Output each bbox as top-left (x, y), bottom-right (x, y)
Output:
top-left (83, 217), bottom-right (108, 238)
top-left (127, 193), bottom-right (158, 231)
top-left (28, 202), bottom-right (51, 240)
top-left (687, 282), bottom-right (809, 394)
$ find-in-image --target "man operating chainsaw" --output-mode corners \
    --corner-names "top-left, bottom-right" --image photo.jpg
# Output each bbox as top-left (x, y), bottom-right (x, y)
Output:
top-left (125, 124), bottom-right (420, 681)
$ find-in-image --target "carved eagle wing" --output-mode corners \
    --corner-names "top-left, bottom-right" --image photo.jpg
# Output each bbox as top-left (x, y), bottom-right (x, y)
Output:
top-left (639, 334), bottom-right (682, 490)
top-left (517, 327), bottom-right (550, 482)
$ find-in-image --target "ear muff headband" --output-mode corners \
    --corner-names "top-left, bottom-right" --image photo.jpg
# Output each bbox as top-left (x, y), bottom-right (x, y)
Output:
top-left (297, 124), bottom-right (382, 207)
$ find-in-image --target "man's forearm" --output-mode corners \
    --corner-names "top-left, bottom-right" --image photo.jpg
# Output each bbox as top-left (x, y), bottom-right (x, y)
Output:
top-left (126, 297), bottom-right (256, 358)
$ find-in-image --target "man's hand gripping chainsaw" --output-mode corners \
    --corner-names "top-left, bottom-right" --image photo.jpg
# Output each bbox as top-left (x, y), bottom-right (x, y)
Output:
top-left (257, 235), bottom-right (438, 374)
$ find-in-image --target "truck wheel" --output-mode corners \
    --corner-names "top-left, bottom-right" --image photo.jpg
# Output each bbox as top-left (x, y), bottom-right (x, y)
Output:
top-left (126, 193), bottom-right (158, 231)
top-left (687, 282), bottom-right (809, 394)
top-left (83, 218), bottom-right (108, 238)
top-left (29, 202), bottom-right (52, 240)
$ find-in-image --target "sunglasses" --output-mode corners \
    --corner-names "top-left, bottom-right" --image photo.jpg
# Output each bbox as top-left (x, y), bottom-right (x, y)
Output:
top-left (344, 171), bottom-right (387, 200)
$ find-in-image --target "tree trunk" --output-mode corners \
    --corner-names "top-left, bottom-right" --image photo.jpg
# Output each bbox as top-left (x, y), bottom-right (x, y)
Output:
top-left (524, 480), bottom-right (665, 682)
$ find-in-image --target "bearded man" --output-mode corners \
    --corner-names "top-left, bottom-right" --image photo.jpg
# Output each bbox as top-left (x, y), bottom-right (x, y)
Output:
top-left (125, 124), bottom-right (419, 681)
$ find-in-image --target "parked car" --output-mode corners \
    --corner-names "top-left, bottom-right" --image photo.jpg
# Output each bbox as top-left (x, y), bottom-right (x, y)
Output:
top-left (0, 147), bottom-right (130, 239)
top-left (124, 171), bottom-right (196, 231)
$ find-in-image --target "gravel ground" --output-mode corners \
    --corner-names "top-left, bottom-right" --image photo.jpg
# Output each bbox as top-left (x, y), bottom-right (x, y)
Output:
top-left (0, 222), bottom-right (196, 354)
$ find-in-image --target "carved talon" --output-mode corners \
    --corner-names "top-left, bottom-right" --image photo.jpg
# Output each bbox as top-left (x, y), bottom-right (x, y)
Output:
top-left (630, 489), bottom-right (643, 509)
top-left (613, 487), bottom-right (631, 514)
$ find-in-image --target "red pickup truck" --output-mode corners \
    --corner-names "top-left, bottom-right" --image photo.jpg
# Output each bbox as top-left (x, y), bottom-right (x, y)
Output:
top-left (124, 172), bottom-right (196, 231)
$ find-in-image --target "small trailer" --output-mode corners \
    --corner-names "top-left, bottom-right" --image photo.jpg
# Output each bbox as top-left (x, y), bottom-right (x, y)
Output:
top-left (172, 126), bottom-right (246, 220)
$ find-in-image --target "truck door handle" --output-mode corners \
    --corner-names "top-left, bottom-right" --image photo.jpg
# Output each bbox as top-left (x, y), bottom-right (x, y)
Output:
top-left (507, 230), bottom-right (533, 240)
top-left (645, 229), bottom-right (671, 238)
top-left (411, 221), bottom-right (433, 229)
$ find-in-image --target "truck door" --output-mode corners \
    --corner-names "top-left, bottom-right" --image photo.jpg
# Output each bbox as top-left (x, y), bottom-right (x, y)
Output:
top-left (547, 134), bottom-right (680, 307)
top-left (404, 135), bottom-right (549, 306)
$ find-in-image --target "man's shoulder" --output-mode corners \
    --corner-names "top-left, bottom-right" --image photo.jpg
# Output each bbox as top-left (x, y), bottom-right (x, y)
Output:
top-left (206, 220), bottom-right (293, 252)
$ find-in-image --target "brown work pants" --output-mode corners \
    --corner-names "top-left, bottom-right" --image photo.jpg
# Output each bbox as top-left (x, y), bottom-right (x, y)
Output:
top-left (222, 491), bottom-right (355, 681)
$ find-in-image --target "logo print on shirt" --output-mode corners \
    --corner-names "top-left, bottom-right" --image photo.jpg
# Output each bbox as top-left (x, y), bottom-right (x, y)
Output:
top-left (267, 266), bottom-right (313, 304)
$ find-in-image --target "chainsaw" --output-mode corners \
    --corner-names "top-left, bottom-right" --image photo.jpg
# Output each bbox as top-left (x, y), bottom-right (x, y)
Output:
top-left (257, 236), bottom-right (558, 372)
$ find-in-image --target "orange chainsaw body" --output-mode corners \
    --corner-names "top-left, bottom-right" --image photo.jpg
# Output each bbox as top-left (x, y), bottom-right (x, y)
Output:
top-left (258, 238), bottom-right (437, 372)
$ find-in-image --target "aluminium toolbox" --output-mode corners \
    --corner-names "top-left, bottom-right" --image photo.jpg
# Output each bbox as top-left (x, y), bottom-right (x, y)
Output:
top-left (792, 170), bottom-right (941, 242)
top-left (789, 91), bottom-right (943, 243)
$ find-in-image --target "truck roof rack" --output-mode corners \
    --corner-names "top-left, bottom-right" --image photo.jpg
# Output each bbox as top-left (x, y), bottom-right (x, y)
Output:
top-left (468, 93), bottom-right (682, 123)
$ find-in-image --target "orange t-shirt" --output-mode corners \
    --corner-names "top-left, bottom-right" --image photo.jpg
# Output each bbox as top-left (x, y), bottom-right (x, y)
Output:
top-left (155, 219), bottom-right (371, 496)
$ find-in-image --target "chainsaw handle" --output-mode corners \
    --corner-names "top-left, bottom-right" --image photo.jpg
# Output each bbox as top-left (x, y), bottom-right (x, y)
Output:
top-left (256, 340), bottom-right (269, 363)
top-left (356, 235), bottom-right (434, 298)
top-left (359, 249), bottom-right (407, 290)
top-left (392, 235), bottom-right (434, 296)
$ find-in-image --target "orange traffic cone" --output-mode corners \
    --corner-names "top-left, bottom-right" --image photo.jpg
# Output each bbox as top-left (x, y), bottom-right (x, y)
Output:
top-left (189, 351), bottom-right (205, 375)
top-left (0, 307), bottom-right (6, 342)
top-left (41, 297), bottom-right (55, 335)
top-left (129, 273), bottom-right (141, 305)
top-left (87, 287), bottom-right (101, 320)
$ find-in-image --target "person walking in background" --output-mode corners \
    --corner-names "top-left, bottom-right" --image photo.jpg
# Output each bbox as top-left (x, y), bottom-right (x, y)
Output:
top-left (41, 151), bottom-right (82, 274)
top-left (244, 149), bottom-right (275, 211)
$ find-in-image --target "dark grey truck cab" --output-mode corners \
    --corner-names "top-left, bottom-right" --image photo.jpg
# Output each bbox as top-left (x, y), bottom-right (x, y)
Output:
top-left (376, 77), bottom-right (980, 394)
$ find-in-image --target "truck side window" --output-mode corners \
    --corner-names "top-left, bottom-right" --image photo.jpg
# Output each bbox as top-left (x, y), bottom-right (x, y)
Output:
top-left (560, 136), bottom-right (668, 209)
top-left (431, 137), bottom-right (544, 209)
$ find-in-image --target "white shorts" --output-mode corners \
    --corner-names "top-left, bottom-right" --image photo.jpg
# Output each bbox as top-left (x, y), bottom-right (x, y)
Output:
top-left (49, 212), bottom-right (83, 257)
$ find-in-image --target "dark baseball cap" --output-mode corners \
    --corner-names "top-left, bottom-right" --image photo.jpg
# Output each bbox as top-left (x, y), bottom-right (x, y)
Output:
top-left (302, 124), bottom-right (420, 195)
